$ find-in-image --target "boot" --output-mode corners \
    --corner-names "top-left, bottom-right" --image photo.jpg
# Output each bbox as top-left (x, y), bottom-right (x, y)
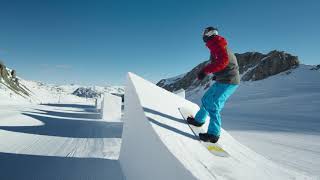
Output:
top-left (199, 133), bottom-right (219, 143)
top-left (187, 117), bottom-right (204, 127)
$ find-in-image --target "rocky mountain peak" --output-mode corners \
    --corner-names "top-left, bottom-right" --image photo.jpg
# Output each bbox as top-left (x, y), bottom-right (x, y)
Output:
top-left (0, 61), bottom-right (30, 97)
top-left (310, 64), bottom-right (320, 71)
top-left (157, 50), bottom-right (300, 92)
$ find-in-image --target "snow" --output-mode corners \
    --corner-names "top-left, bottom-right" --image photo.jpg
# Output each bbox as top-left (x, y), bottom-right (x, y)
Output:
top-left (160, 73), bottom-right (186, 86)
top-left (0, 75), bottom-right (124, 105)
top-left (0, 69), bottom-right (126, 179)
top-left (101, 93), bottom-right (122, 122)
top-left (96, 97), bottom-right (103, 111)
top-left (119, 72), bottom-right (309, 180)
top-left (0, 88), bottom-right (30, 105)
top-left (119, 73), bottom-right (197, 180)
top-left (16, 79), bottom-right (91, 104)
top-left (173, 88), bottom-right (186, 98)
top-left (188, 65), bottom-right (320, 178)
top-left (0, 64), bottom-right (319, 179)
top-left (0, 101), bottom-right (123, 180)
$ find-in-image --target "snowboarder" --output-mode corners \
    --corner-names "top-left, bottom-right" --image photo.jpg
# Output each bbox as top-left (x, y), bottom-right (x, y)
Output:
top-left (187, 27), bottom-right (240, 143)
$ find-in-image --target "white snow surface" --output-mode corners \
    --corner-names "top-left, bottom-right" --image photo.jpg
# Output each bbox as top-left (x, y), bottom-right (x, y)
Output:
top-left (1, 73), bottom-right (124, 105)
top-left (0, 70), bottom-right (125, 179)
top-left (0, 101), bottom-right (123, 180)
top-left (187, 65), bottom-right (320, 178)
top-left (101, 93), bottom-right (122, 122)
top-left (0, 64), bottom-right (319, 179)
top-left (173, 88), bottom-right (186, 99)
top-left (119, 72), bottom-right (309, 180)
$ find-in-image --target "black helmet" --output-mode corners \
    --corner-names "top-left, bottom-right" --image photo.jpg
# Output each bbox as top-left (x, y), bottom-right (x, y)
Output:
top-left (202, 26), bottom-right (218, 43)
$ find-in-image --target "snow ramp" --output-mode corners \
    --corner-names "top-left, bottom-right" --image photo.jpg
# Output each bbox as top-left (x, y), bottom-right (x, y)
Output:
top-left (119, 72), bottom-right (308, 180)
top-left (101, 93), bottom-right (122, 122)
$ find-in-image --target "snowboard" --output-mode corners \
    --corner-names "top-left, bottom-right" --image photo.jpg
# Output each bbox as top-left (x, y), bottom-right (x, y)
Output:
top-left (178, 107), bottom-right (230, 157)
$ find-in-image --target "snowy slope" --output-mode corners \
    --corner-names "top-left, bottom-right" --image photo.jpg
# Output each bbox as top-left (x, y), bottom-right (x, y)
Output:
top-left (0, 68), bottom-right (317, 179)
top-left (187, 65), bottom-right (320, 178)
top-left (0, 102), bottom-right (123, 180)
top-left (0, 63), bottom-right (124, 105)
top-left (0, 84), bottom-right (30, 105)
top-left (0, 65), bottom-right (32, 104)
top-left (17, 80), bottom-right (87, 104)
top-left (0, 75), bottom-right (124, 105)
top-left (159, 73), bottom-right (186, 86)
top-left (119, 73), bottom-right (309, 180)
top-left (0, 65), bottom-right (126, 179)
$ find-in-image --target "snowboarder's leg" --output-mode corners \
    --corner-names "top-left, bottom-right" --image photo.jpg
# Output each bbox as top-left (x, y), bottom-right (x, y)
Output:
top-left (194, 105), bottom-right (209, 124)
top-left (193, 83), bottom-right (219, 124)
top-left (202, 83), bottom-right (238, 136)
top-left (186, 105), bottom-right (207, 127)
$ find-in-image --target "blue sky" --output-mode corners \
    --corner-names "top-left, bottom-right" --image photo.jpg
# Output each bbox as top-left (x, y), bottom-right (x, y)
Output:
top-left (0, 0), bottom-right (319, 85)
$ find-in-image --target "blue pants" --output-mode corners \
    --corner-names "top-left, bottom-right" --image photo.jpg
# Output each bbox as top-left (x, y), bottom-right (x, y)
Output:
top-left (195, 82), bottom-right (238, 136)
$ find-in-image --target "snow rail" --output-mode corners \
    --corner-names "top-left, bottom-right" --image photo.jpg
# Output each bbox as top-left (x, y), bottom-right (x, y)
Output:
top-left (119, 72), bottom-right (307, 180)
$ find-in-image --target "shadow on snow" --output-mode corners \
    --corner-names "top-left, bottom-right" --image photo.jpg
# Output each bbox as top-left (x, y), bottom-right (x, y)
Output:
top-left (34, 109), bottom-right (101, 119)
top-left (143, 107), bottom-right (197, 141)
top-left (0, 152), bottom-right (123, 180)
top-left (41, 103), bottom-right (95, 109)
top-left (0, 104), bottom-right (122, 138)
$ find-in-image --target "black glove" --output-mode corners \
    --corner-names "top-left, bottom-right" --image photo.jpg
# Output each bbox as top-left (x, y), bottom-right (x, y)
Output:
top-left (197, 70), bottom-right (206, 80)
top-left (212, 75), bottom-right (216, 81)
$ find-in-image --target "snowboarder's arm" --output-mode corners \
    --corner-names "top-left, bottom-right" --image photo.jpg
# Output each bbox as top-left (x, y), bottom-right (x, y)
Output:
top-left (202, 38), bottom-right (229, 74)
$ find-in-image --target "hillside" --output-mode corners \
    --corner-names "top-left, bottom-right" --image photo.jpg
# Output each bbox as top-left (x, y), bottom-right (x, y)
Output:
top-left (0, 61), bottom-right (124, 105)
top-left (0, 61), bottom-right (32, 103)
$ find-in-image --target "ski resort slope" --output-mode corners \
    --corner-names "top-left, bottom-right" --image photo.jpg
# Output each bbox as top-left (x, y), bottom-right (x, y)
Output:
top-left (120, 73), bottom-right (309, 180)
top-left (0, 102), bottom-right (123, 180)
top-left (187, 64), bottom-right (320, 177)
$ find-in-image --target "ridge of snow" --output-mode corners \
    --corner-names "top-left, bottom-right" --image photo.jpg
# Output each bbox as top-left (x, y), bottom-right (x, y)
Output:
top-left (161, 73), bottom-right (186, 86)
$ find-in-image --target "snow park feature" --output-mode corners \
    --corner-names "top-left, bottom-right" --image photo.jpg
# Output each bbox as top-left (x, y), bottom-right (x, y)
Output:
top-left (173, 88), bottom-right (186, 99)
top-left (119, 72), bottom-right (309, 180)
top-left (95, 98), bottom-right (98, 109)
top-left (0, 102), bottom-right (124, 180)
top-left (101, 93), bottom-right (122, 122)
top-left (95, 97), bottom-right (103, 112)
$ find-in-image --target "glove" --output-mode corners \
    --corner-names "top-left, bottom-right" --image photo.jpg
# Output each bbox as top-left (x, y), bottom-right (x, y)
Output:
top-left (212, 75), bottom-right (216, 81)
top-left (197, 70), bottom-right (206, 80)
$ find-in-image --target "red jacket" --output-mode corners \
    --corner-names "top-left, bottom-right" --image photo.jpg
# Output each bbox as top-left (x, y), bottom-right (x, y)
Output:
top-left (203, 35), bottom-right (229, 74)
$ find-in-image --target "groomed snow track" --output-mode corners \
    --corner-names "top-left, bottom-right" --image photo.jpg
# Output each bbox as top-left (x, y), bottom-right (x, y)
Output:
top-left (119, 73), bottom-right (308, 180)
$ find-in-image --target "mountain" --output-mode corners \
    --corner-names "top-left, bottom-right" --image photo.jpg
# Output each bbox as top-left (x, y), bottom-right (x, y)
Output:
top-left (0, 61), bottom-right (124, 104)
top-left (310, 64), bottom-right (320, 71)
top-left (72, 87), bottom-right (100, 98)
top-left (157, 50), bottom-right (299, 92)
top-left (72, 86), bottom-right (125, 98)
top-left (0, 61), bottom-right (31, 99)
